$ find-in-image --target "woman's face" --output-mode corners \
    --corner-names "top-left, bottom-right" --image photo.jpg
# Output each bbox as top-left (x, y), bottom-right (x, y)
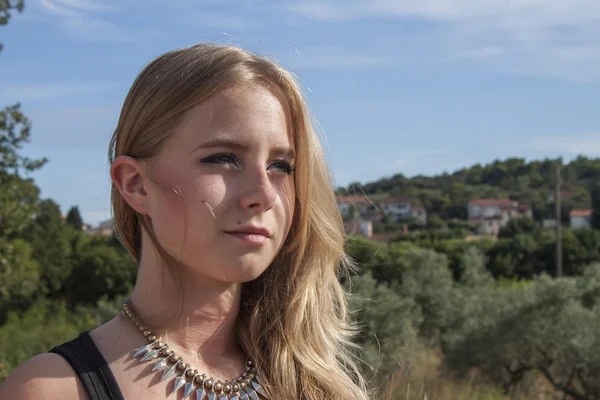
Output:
top-left (145, 83), bottom-right (296, 284)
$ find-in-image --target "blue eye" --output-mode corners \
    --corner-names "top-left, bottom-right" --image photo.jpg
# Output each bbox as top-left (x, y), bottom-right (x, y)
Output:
top-left (270, 160), bottom-right (295, 175)
top-left (200, 153), bottom-right (295, 175)
top-left (200, 153), bottom-right (240, 167)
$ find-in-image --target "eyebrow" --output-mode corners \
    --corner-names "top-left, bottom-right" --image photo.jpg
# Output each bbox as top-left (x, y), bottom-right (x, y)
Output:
top-left (191, 137), bottom-right (296, 159)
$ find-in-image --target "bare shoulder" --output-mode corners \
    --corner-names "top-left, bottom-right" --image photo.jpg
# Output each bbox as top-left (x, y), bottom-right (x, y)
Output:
top-left (0, 352), bottom-right (89, 400)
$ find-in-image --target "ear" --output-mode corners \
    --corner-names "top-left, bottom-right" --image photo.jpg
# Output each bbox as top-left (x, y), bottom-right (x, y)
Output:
top-left (110, 155), bottom-right (150, 215)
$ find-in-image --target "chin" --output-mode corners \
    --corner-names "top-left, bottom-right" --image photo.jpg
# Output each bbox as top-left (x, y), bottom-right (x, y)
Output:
top-left (181, 248), bottom-right (276, 284)
top-left (223, 262), bottom-right (271, 283)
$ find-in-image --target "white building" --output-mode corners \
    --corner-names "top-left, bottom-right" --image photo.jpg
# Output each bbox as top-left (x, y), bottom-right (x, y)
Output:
top-left (570, 209), bottom-right (592, 229)
top-left (343, 218), bottom-right (373, 238)
top-left (467, 198), bottom-right (532, 236)
top-left (380, 197), bottom-right (427, 223)
top-left (410, 205), bottom-right (427, 225)
top-left (336, 195), bottom-right (370, 218)
top-left (88, 219), bottom-right (114, 236)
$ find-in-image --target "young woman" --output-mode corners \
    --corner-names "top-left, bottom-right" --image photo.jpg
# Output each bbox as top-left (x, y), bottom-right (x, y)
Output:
top-left (0, 43), bottom-right (371, 400)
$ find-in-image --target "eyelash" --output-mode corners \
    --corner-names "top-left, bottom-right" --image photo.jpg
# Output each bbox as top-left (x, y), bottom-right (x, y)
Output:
top-left (200, 153), bottom-right (296, 175)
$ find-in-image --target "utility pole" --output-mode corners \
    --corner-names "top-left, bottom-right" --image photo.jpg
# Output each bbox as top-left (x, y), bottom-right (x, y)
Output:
top-left (555, 160), bottom-right (562, 277)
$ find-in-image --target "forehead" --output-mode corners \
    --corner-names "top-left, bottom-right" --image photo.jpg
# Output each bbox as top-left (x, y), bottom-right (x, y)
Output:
top-left (167, 83), bottom-right (294, 152)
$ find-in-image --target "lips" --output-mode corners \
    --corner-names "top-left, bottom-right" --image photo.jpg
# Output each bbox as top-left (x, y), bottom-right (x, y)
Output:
top-left (225, 226), bottom-right (272, 238)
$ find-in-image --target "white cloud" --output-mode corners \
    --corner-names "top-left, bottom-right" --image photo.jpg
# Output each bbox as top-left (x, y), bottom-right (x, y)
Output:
top-left (39, 0), bottom-right (77, 16)
top-left (53, 0), bottom-right (113, 12)
top-left (63, 16), bottom-right (135, 42)
top-left (38, 0), bottom-right (131, 42)
top-left (285, 0), bottom-right (600, 81)
top-left (39, 0), bottom-right (112, 16)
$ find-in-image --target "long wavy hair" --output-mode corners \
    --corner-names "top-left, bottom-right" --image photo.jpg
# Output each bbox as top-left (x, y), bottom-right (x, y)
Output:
top-left (108, 43), bottom-right (371, 400)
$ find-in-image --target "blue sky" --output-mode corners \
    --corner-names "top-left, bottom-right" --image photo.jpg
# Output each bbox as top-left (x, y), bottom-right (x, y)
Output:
top-left (2, 0), bottom-right (600, 225)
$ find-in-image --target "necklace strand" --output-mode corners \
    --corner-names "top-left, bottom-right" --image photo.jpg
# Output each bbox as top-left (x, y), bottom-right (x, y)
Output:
top-left (121, 298), bottom-right (265, 400)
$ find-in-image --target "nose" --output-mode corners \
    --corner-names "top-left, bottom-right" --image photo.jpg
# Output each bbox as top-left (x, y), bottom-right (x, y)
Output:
top-left (239, 169), bottom-right (278, 212)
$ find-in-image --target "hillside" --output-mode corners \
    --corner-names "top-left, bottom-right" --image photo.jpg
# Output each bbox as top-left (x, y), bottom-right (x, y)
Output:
top-left (337, 156), bottom-right (600, 222)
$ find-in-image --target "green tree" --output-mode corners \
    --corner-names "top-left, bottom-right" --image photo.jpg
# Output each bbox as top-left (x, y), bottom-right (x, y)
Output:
top-left (536, 229), bottom-right (592, 277)
top-left (348, 273), bottom-right (421, 389)
top-left (426, 215), bottom-right (446, 230)
top-left (0, 238), bottom-right (40, 321)
top-left (497, 217), bottom-right (541, 239)
top-left (65, 244), bottom-right (137, 305)
top-left (0, 300), bottom-right (96, 383)
top-left (0, 1), bottom-right (45, 239)
top-left (23, 199), bottom-right (73, 295)
top-left (442, 269), bottom-right (600, 399)
top-left (0, 105), bottom-right (45, 238)
top-left (397, 248), bottom-right (457, 343)
top-left (0, 0), bottom-right (47, 320)
top-left (459, 246), bottom-right (493, 288)
top-left (66, 206), bottom-right (83, 230)
top-left (0, 1), bottom-right (25, 45)
top-left (487, 234), bottom-right (541, 279)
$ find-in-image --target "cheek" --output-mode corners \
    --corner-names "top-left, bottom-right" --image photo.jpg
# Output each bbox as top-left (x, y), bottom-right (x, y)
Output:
top-left (188, 177), bottom-right (227, 211)
top-left (277, 180), bottom-right (296, 229)
top-left (147, 169), bottom-right (216, 240)
top-left (152, 191), bottom-right (187, 235)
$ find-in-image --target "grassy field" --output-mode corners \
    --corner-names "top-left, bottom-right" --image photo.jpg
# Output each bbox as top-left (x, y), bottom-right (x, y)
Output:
top-left (380, 348), bottom-right (560, 400)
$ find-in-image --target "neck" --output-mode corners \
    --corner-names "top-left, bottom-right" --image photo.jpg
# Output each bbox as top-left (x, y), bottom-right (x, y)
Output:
top-left (128, 245), bottom-right (243, 370)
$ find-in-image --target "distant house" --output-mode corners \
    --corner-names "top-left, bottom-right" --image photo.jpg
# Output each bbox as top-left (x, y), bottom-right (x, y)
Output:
top-left (336, 195), bottom-right (370, 217)
top-left (381, 197), bottom-right (411, 219)
top-left (343, 218), bottom-right (409, 243)
top-left (88, 219), bottom-right (114, 236)
top-left (467, 198), bottom-right (532, 236)
top-left (380, 196), bottom-right (427, 224)
top-left (570, 209), bottom-right (593, 229)
top-left (343, 218), bottom-right (373, 238)
top-left (411, 205), bottom-right (427, 225)
top-left (361, 209), bottom-right (383, 222)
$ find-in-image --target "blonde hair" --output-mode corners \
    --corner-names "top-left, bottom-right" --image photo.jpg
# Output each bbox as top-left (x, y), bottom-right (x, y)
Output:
top-left (108, 43), bottom-right (370, 400)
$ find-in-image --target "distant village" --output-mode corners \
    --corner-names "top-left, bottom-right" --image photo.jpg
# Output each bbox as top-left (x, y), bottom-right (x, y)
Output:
top-left (79, 219), bottom-right (114, 237)
top-left (79, 195), bottom-right (594, 242)
top-left (338, 195), bottom-right (594, 243)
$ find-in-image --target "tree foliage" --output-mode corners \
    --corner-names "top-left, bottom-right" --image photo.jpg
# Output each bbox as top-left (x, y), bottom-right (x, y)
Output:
top-left (442, 267), bottom-right (600, 399)
top-left (340, 156), bottom-right (600, 223)
top-left (0, 1), bottom-right (25, 51)
top-left (1, 0), bottom-right (47, 238)
top-left (66, 206), bottom-right (83, 230)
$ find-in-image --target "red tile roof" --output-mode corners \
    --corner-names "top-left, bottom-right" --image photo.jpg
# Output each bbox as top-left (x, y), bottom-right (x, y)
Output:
top-left (336, 195), bottom-right (370, 205)
top-left (570, 209), bottom-right (593, 217)
top-left (380, 196), bottom-right (412, 204)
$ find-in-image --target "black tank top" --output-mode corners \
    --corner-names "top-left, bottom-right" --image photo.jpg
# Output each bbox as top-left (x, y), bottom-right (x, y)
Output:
top-left (49, 331), bottom-right (125, 400)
